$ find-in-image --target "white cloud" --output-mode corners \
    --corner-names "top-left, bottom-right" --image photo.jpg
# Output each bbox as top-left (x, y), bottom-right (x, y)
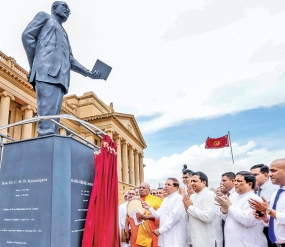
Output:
top-left (1, 1), bottom-right (285, 133)
top-left (143, 141), bottom-right (285, 189)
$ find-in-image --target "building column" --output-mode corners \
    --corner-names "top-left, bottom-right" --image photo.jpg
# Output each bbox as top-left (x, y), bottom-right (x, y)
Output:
top-left (128, 147), bottom-right (135, 185)
top-left (139, 153), bottom-right (144, 184)
top-left (105, 129), bottom-right (113, 139)
top-left (14, 108), bottom-right (23, 140)
top-left (59, 128), bottom-right (66, 135)
top-left (86, 135), bottom-right (95, 144)
top-left (0, 91), bottom-right (15, 136)
top-left (134, 150), bottom-right (140, 186)
top-left (121, 141), bottom-right (129, 184)
top-left (21, 105), bottom-right (36, 139)
top-left (33, 123), bottom-right (38, 137)
top-left (115, 135), bottom-right (122, 182)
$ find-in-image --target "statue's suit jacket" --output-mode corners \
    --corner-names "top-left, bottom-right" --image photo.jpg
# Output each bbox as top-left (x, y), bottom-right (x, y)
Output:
top-left (22, 12), bottom-right (88, 94)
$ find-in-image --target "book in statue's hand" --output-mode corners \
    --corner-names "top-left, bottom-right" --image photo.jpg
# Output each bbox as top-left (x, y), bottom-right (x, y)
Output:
top-left (92, 59), bottom-right (112, 80)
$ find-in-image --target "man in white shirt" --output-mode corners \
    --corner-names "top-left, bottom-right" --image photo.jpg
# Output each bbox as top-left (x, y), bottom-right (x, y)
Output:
top-left (183, 171), bottom-right (216, 247)
top-left (119, 189), bottom-right (136, 247)
top-left (249, 158), bottom-right (285, 246)
top-left (134, 187), bottom-right (140, 197)
top-left (250, 164), bottom-right (279, 247)
top-left (220, 172), bottom-right (238, 200)
top-left (182, 164), bottom-right (194, 247)
top-left (156, 187), bottom-right (165, 199)
top-left (250, 164), bottom-right (279, 202)
top-left (216, 171), bottom-right (267, 247)
top-left (151, 189), bottom-right (158, 196)
top-left (219, 172), bottom-right (238, 247)
top-left (123, 192), bottom-right (128, 202)
top-left (142, 178), bottom-right (187, 247)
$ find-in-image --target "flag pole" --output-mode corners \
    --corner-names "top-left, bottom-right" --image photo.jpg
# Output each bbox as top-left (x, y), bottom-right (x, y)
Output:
top-left (228, 131), bottom-right (234, 164)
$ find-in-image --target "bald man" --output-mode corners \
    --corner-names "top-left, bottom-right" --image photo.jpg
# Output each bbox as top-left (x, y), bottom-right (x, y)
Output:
top-left (135, 182), bottom-right (162, 247)
top-left (249, 158), bottom-right (285, 246)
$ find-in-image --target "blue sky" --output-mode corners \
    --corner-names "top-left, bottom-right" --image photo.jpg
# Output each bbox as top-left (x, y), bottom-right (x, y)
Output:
top-left (142, 105), bottom-right (285, 188)
top-left (141, 104), bottom-right (285, 161)
top-left (1, 0), bottom-right (285, 188)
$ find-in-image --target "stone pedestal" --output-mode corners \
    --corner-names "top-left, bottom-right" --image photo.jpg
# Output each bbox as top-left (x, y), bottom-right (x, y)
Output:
top-left (0, 135), bottom-right (95, 247)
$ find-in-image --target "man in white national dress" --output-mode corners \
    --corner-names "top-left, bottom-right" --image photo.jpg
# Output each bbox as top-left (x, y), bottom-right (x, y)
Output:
top-left (141, 178), bottom-right (187, 247)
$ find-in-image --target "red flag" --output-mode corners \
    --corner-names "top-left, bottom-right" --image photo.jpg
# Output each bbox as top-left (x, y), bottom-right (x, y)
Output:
top-left (205, 134), bottom-right (229, 149)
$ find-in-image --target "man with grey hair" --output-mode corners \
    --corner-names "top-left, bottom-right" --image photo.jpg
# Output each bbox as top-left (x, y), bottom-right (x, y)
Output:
top-left (22, 1), bottom-right (102, 136)
top-left (142, 178), bottom-right (187, 247)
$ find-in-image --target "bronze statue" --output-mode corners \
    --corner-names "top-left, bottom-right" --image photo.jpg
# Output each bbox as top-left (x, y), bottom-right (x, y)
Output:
top-left (22, 1), bottom-right (102, 136)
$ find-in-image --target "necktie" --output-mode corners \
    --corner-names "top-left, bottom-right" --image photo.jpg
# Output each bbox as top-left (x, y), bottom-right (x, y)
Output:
top-left (258, 187), bottom-right (262, 196)
top-left (268, 189), bottom-right (284, 243)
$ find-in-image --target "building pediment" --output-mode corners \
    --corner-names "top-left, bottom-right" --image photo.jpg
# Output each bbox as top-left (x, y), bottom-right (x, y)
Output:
top-left (113, 112), bottom-right (146, 148)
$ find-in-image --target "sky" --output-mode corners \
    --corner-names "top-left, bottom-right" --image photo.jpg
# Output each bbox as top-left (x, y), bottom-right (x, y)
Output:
top-left (1, 0), bottom-right (285, 189)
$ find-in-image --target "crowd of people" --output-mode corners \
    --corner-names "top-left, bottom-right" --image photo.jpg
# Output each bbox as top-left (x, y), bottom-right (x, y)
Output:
top-left (118, 158), bottom-right (285, 247)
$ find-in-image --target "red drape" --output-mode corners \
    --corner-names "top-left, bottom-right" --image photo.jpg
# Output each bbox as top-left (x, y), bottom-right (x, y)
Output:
top-left (82, 135), bottom-right (121, 247)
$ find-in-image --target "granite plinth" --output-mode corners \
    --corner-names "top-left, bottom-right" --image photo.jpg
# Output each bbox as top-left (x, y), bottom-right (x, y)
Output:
top-left (0, 135), bottom-right (95, 247)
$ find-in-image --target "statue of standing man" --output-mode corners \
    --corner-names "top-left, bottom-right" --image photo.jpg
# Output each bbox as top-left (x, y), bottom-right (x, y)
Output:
top-left (22, 1), bottom-right (102, 136)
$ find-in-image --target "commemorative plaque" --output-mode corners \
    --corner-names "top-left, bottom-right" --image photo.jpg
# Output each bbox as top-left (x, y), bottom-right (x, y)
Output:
top-left (0, 135), bottom-right (95, 247)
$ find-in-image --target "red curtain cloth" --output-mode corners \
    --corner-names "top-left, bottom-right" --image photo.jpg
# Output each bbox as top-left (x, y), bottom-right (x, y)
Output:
top-left (82, 135), bottom-right (121, 247)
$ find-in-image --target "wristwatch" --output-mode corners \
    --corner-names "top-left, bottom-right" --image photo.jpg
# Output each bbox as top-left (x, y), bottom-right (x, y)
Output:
top-left (266, 208), bottom-right (272, 214)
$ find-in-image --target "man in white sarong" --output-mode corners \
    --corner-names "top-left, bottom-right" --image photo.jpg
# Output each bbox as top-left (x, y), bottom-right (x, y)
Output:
top-left (142, 178), bottom-right (187, 247)
top-left (215, 171), bottom-right (267, 247)
top-left (119, 189), bottom-right (136, 247)
top-left (182, 171), bottom-right (216, 247)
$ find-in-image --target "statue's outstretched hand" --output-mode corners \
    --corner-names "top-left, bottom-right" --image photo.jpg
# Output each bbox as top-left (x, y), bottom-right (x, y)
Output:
top-left (86, 70), bottom-right (103, 79)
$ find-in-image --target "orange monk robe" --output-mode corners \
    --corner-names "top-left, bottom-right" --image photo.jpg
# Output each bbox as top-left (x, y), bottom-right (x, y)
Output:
top-left (136, 194), bottom-right (162, 247)
top-left (126, 216), bottom-right (139, 247)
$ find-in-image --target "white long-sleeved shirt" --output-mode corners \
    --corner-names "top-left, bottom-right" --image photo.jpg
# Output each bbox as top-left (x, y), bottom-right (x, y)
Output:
top-left (213, 206), bottom-right (223, 247)
top-left (269, 185), bottom-right (285, 244)
top-left (149, 191), bottom-right (187, 247)
top-left (187, 187), bottom-right (216, 247)
top-left (221, 190), bottom-right (267, 247)
top-left (259, 179), bottom-right (279, 203)
top-left (228, 187), bottom-right (239, 201)
top-left (118, 201), bottom-right (129, 247)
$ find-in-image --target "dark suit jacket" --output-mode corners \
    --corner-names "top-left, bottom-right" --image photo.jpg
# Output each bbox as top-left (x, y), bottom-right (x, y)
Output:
top-left (22, 12), bottom-right (88, 94)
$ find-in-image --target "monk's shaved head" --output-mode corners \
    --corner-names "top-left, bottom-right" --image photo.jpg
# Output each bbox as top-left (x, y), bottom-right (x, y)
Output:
top-left (139, 182), bottom-right (150, 197)
top-left (140, 182), bottom-right (150, 188)
top-left (269, 158), bottom-right (285, 187)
